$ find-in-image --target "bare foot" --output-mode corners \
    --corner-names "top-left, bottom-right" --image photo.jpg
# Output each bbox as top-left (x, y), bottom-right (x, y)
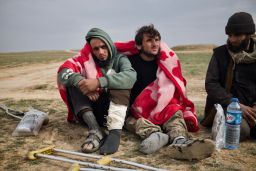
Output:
top-left (81, 131), bottom-right (103, 153)
top-left (81, 143), bottom-right (93, 151)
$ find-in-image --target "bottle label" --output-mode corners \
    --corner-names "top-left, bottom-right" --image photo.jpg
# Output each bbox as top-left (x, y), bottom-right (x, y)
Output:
top-left (225, 124), bottom-right (240, 149)
top-left (226, 111), bottom-right (242, 125)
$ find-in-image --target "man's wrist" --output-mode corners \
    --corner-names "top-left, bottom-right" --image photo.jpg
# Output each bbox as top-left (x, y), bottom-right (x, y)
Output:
top-left (98, 77), bottom-right (108, 88)
top-left (96, 78), bottom-right (100, 88)
top-left (74, 76), bottom-right (84, 88)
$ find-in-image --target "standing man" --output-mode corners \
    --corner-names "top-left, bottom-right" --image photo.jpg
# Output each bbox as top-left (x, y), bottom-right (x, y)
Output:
top-left (57, 28), bottom-right (136, 154)
top-left (115, 24), bottom-right (215, 160)
top-left (201, 12), bottom-right (256, 140)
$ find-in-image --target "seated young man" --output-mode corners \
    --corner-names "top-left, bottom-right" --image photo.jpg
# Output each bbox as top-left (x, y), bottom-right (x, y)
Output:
top-left (115, 24), bottom-right (215, 160)
top-left (57, 28), bottom-right (136, 155)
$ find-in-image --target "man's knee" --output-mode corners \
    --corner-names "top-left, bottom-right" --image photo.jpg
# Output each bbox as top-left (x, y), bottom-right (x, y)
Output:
top-left (109, 90), bottom-right (130, 106)
top-left (66, 86), bottom-right (93, 115)
top-left (163, 110), bottom-right (187, 132)
top-left (163, 110), bottom-right (188, 142)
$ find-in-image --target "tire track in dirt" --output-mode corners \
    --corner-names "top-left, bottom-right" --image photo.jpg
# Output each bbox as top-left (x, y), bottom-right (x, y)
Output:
top-left (0, 62), bottom-right (61, 100)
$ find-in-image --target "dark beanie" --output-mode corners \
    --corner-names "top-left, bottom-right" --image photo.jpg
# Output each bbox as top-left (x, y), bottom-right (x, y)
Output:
top-left (225, 12), bottom-right (255, 35)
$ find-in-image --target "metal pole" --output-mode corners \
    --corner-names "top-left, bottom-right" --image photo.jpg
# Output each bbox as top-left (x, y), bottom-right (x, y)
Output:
top-left (36, 153), bottom-right (135, 171)
top-left (54, 148), bottom-right (168, 171)
top-left (79, 168), bottom-right (106, 171)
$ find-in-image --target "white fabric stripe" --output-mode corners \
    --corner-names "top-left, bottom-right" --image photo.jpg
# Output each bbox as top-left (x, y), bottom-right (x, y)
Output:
top-left (107, 102), bottom-right (127, 130)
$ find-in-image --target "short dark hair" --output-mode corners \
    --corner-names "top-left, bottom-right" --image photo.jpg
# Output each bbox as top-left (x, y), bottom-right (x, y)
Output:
top-left (135, 24), bottom-right (161, 45)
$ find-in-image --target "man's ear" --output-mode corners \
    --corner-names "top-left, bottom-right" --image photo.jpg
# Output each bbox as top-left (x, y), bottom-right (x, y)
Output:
top-left (136, 44), bottom-right (142, 50)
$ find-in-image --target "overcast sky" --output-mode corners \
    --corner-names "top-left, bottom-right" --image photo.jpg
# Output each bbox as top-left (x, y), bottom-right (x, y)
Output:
top-left (0, 0), bottom-right (255, 52)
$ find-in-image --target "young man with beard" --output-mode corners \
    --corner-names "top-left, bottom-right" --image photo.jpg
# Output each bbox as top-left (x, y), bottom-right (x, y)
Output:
top-left (57, 28), bottom-right (136, 154)
top-left (201, 12), bottom-right (256, 140)
top-left (121, 24), bottom-right (215, 160)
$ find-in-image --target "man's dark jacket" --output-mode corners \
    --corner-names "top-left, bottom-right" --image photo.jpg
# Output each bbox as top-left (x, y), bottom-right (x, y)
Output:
top-left (201, 43), bottom-right (256, 127)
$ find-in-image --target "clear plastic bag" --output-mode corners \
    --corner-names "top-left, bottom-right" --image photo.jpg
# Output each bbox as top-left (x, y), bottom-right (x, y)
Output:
top-left (211, 104), bottom-right (225, 151)
top-left (12, 108), bottom-right (49, 136)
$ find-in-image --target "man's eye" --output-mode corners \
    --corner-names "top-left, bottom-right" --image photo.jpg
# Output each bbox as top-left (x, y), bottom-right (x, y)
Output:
top-left (93, 47), bottom-right (99, 51)
top-left (101, 45), bottom-right (108, 49)
top-left (229, 33), bottom-right (243, 37)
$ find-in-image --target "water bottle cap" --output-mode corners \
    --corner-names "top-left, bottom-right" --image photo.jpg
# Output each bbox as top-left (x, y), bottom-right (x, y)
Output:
top-left (231, 98), bottom-right (239, 102)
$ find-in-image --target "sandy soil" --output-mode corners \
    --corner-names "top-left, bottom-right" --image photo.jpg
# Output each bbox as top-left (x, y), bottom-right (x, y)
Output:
top-left (0, 62), bottom-right (60, 100)
top-left (0, 62), bottom-right (255, 171)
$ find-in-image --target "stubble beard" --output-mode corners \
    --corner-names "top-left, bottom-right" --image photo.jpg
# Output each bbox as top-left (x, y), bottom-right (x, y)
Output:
top-left (140, 47), bottom-right (160, 59)
top-left (93, 55), bottom-right (111, 68)
top-left (227, 38), bottom-right (250, 53)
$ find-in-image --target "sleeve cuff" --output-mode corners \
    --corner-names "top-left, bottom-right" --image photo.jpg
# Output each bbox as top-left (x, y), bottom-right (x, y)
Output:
top-left (73, 75), bottom-right (84, 87)
top-left (98, 77), bottom-right (108, 88)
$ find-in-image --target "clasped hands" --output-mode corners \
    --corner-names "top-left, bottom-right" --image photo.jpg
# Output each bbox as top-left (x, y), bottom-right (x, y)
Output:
top-left (78, 78), bottom-right (100, 102)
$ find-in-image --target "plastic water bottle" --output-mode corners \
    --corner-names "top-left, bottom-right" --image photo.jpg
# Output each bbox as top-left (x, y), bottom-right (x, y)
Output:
top-left (225, 98), bottom-right (242, 149)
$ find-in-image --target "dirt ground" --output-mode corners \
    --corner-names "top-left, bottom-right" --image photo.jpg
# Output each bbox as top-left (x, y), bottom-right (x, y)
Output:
top-left (0, 61), bottom-right (256, 171)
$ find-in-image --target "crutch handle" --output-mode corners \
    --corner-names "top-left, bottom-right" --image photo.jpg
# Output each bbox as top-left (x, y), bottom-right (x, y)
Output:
top-left (97, 156), bottom-right (112, 165)
top-left (28, 145), bottom-right (55, 160)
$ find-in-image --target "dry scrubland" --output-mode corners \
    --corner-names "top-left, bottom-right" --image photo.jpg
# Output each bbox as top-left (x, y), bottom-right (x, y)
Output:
top-left (0, 46), bottom-right (255, 171)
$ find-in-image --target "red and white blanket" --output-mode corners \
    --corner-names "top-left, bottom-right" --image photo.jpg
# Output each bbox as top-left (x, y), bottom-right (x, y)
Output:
top-left (57, 43), bottom-right (103, 122)
top-left (115, 41), bottom-right (199, 132)
top-left (57, 41), bottom-right (199, 132)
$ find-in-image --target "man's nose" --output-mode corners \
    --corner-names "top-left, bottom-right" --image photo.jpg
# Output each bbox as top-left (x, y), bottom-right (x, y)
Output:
top-left (152, 40), bottom-right (157, 45)
top-left (229, 35), bottom-right (238, 43)
top-left (99, 48), bottom-right (104, 54)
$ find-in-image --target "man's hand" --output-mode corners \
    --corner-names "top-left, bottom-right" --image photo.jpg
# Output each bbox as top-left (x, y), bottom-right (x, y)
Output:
top-left (253, 104), bottom-right (256, 110)
top-left (87, 91), bottom-right (100, 102)
top-left (78, 78), bottom-right (100, 94)
top-left (240, 103), bottom-right (256, 128)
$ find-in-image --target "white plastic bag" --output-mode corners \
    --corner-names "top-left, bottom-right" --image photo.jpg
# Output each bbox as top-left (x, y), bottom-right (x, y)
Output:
top-left (12, 108), bottom-right (48, 136)
top-left (211, 104), bottom-right (225, 150)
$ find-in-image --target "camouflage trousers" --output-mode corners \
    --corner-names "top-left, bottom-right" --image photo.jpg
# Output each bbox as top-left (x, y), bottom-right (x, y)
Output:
top-left (125, 110), bottom-right (189, 143)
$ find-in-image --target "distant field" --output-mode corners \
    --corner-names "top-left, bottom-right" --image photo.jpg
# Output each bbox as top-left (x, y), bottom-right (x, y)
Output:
top-left (177, 52), bottom-right (212, 79)
top-left (172, 44), bottom-right (216, 51)
top-left (0, 51), bottom-right (74, 68)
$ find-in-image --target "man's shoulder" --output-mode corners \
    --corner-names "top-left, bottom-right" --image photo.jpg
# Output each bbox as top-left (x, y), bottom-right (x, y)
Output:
top-left (212, 44), bottom-right (230, 62)
top-left (127, 54), bottom-right (140, 62)
top-left (213, 44), bottom-right (227, 53)
top-left (113, 52), bottom-right (128, 61)
top-left (112, 53), bottom-right (133, 67)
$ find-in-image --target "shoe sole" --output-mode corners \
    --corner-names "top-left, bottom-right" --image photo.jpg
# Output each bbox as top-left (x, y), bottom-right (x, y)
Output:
top-left (167, 139), bottom-right (215, 160)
